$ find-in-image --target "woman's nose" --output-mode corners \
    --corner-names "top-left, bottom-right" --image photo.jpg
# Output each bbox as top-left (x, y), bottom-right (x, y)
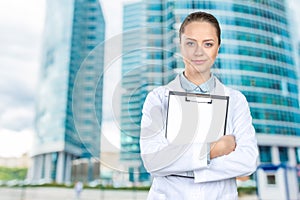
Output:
top-left (194, 45), bottom-right (204, 56)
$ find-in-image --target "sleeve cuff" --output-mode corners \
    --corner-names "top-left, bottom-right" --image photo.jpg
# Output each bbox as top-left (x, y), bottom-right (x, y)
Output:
top-left (194, 143), bottom-right (210, 168)
top-left (207, 143), bottom-right (211, 165)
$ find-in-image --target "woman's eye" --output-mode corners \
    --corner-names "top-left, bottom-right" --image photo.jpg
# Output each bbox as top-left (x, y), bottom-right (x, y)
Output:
top-left (204, 43), bottom-right (213, 47)
top-left (186, 41), bottom-right (195, 46)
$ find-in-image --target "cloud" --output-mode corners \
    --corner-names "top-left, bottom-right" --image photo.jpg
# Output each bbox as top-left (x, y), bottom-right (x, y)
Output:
top-left (100, 0), bottom-right (124, 123)
top-left (0, 128), bottom-right (34, 158)
top-left (0, 107), bottom-right (35, 131)
top-left (287, 0), bottom-right (300, 39)
top-left (0, 0), bottom-right (45, 34)
top-left (0, 0), bottom-right (45, 157)
top-left (0, 63), bottom-right (36, 97)
top-left (100, 0), bottom-right (123, 36)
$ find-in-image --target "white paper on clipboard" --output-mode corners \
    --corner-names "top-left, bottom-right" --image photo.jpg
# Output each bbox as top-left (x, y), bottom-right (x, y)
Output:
top-left (165, 91), bottom-right (229, 144)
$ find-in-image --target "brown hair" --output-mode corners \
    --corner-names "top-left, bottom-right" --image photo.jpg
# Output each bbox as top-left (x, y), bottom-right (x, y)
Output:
top-left (179, 11), bottom-right (221, 45)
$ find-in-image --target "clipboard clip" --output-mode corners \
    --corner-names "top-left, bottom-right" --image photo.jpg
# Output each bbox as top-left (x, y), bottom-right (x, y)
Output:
top-left (185, 96), bottom-right (212, 104)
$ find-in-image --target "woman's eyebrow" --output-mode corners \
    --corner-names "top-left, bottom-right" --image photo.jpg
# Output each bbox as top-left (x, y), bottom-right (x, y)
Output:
top-left (184, 37), bottom-right (197, 41)
top-left (203, 39), bottom-right (215, 42)
top-left (183, 36), bottom-right (215, 42)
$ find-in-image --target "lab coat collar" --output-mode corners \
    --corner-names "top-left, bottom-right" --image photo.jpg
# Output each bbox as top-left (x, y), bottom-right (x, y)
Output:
top-left (179, 72), bottom-right (215, 93)
top-left (165, 74), bottom-right (226, 96)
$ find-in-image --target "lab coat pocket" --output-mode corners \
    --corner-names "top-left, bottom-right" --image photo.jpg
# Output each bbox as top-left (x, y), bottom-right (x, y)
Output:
top-left (147, 189), bottom-right (167, 200)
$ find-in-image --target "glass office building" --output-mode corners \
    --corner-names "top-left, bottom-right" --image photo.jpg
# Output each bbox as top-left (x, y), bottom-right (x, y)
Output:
top-left (28, 0), bottom-right (105, 184)
top-left (121, 0), bottom-right (300, 189)
top-left (174, 1), bottom-right (300, 143)
top-left (174, 1), bottom-right (300, 197)
top-left (121, 0), bottom-right (177, 182)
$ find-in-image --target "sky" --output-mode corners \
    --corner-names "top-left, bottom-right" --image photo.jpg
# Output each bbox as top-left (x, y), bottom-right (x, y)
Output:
top-left (0, 0), bottom-right (124, 157)
top-left (0, 0), bottom-right (300, 158)
top-left (0, 0), bottom-right (45, 157)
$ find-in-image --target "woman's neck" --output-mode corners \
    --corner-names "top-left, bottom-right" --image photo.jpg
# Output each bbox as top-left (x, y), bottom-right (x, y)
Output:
top-left (184, 70), bottom-right (211, 85)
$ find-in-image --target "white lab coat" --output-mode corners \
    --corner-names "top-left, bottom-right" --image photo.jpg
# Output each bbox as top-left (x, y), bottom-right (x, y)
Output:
top-left (140, 75), bottom-right (258, 200)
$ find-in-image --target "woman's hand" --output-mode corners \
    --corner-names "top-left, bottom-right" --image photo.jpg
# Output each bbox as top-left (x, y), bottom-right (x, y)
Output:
top-left (210, 135), bottom-right (236, 159)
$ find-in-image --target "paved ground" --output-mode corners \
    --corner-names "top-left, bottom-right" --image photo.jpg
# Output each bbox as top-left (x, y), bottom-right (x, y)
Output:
top-left (0, 187), bottom-right (258, 200)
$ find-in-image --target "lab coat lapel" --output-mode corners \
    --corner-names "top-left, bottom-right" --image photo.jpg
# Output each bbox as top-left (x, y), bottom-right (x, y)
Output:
top-left (214, 78), bottom-right (227, 96)
top-left (165, 75), bottom-right (185, 92)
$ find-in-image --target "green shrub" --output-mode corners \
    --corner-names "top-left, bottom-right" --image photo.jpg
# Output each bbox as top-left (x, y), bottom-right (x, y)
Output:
top-left (0, 167), bottom-right (27, 181)
top-left (238, 186), bottom-right (257, 196)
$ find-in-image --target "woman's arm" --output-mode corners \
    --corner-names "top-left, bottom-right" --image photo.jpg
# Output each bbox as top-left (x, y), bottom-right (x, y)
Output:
top-left (194, 91), bottom-right (259, 183)
top-left (210, 135), bottom-right (236, 159)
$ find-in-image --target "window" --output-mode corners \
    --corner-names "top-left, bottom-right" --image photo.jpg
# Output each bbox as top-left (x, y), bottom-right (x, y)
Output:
top-left (259, 146), bottom-right (272, 163)
top-left (296, 148), bottom-right (300, 164)
top-left (147, 15), bottom-right (163, 23)
top-left (84, 119), bottom-right (92, 125)
top-left (267, 174), bottom-right (276, 185)
top-left (87, 26), bottom-right (96, 31)
top-left (147, 4), bottom-right (162, 10)
top-left (279, 147), bottom-right (289, 163)
top-left (51, 152), bottom-right (58, 180)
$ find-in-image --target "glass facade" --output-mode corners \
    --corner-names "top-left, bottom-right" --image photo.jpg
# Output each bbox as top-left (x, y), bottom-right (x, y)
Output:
top-left (259, 146), bottom-right (272, 163)
top-left (121, 0), bottom-right (177, 182)
top-left (278, 146), bottom-right (289, 163)
top-left (29, 0), bottom-right (105, 184)
top-left (174, 0), bottom-right (300, 137)
top-left (174, 0), bottom-right (300, 167)
top-left (66, 0), bottom-right (105, 159)
top-left (121, 0), bottom-right (300, 183)
top-left (121, 2), bottom-right (144, 166)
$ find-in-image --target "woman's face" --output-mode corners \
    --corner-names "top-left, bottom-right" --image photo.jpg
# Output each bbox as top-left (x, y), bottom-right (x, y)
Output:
top-left (180, 21), bottom-right (220, 78)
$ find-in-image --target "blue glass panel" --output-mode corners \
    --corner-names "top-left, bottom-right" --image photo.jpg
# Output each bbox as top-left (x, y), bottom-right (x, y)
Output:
top-left (259, 146), bottom-right (272, 163)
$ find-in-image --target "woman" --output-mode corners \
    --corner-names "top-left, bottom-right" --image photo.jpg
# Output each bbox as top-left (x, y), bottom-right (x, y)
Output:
top-left (140, 11), bottom-right (258, 199)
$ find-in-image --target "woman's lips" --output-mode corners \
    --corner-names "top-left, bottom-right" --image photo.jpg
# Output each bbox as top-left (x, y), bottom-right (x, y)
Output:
top-left (191, 59), bottom-right (206, 65)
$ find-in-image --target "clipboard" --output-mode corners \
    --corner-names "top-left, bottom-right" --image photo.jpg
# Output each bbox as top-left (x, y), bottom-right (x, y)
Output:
top-left (165, 91), bottom-right (229, 144)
